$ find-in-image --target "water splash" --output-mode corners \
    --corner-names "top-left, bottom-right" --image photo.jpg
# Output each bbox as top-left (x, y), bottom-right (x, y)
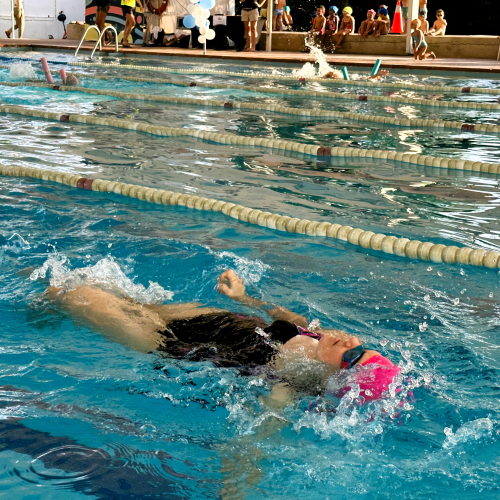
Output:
top-left (9, 62), bottom-right (38, 80)
top-left (293, 39), bottom-right (342, 79)
top-left (443, 418), bottom-right (495, 450)
top-left (30, 253), bottom-right (173, 304)
top-left (211, 250), bottom-right (270, 284)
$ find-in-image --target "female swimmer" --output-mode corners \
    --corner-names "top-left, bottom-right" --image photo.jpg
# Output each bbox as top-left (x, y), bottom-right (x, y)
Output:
top-left (46, 269), bottom-right (399, 400)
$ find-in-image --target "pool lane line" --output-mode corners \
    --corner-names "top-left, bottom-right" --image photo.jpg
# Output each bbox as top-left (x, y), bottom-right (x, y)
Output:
top-left (2, 81), bottom-right (499, 136)
top-left (2, 64), bottom-right (499, 113)
top-left (1, 163), bottom-right (499, 269)
top-left (2, 54), bottom-right (500, 96)
top-left (1, 102), bottom-right (500, 174)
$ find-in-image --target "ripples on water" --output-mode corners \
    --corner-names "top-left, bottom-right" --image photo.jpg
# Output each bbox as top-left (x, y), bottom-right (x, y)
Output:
top-left (0, 52), bottom-right (500, 499)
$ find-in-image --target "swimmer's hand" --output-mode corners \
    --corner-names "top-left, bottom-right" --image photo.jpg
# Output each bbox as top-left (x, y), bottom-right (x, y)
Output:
top-left (217, 269), bottom-right (246, 300)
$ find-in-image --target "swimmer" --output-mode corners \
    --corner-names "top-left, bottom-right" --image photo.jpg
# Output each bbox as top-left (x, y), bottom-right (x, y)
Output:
top-left (45, 269), bottom-right (399, 401)
top-left (63, 73), bottom-right (79, 86)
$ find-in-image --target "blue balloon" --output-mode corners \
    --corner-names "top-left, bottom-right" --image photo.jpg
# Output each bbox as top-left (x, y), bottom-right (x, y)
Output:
top-left (183, 15), bottom-right (196, 29)
top-left (199, 0), bottom-right (212, 9)
top-left (205, 20), bottom-right (210, 27)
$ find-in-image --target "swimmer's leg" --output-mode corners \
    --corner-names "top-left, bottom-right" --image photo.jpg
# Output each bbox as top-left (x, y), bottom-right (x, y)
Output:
top-left (46, 285), bottom-right (165, 352)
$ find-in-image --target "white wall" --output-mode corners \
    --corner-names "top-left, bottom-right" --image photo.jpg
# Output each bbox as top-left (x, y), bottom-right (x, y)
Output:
top-left (0, 0), bottom-right (85, 39)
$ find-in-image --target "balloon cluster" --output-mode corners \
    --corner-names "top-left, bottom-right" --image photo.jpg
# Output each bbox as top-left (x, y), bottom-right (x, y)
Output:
top-left (183, 0), bottom-right (216, 43)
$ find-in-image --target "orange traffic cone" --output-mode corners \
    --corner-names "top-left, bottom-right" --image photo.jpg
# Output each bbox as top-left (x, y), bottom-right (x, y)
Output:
top-left (391, 0), bottom-right (403, 34)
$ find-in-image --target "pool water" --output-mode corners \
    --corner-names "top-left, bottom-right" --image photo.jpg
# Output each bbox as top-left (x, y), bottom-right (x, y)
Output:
top-left (1, 51), bottom-right (500, 499)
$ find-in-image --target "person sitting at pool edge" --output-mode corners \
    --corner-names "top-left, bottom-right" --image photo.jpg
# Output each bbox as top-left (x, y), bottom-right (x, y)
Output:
top-left (321, 6), bottom-right (339, 52)
top-left (45, 269), bottom-right (400, 402)
top-left (358, 9), bottom-right (377, 37)
top-left (411, 18), bottom-right (436, 60)
top-left (372, 5), bottom-right (390, 37)
top-left (334, 6), bottom-right (354, 49)
top-left (308, 5), bottom-right (326, 47)
top-left (418, 10), bottom-right (429, 34)
top-left (427, 9), bottom-right (447, 36)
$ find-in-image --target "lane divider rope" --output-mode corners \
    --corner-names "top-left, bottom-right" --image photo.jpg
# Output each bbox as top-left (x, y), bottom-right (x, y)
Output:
top-left (1, 103), bottom-right (500, 174)
top-left (2, 54), bottom-right (500, 96)
top-left (0, 163), bottom-right (498, 269)
top-left (1, 62), bottom-right (498, 113)
top-left (2, 80), bottom-right (498, 135)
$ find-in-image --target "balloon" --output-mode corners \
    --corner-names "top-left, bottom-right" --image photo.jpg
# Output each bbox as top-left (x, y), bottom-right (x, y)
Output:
top-left (195, 16), bottom-right (205, 27)
top-left (199, 0), bottom-right (212, 8)
top-left (183, 15), bottom-right (196, 28)
top-left (205, 19), bottom-right (210, 27)
top-left (205, 28), bottom-right (215, 40)
top-left (187, 4), bottom-right (195, 13)
top-left (203, 9), bottom-right (211, 18)
top-left (199, 26), bottom-right (208, 35)
top-left (189, 0), bottom-right (198, 3)
top-left (198, 35), bottom-right (206, 43)
top-left (210, 0), bottom-right (216, 7)
top-left (193, 6), bottom-right (203, 17)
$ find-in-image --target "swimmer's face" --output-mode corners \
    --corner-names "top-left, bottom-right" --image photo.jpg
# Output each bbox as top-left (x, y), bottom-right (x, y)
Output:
top-left (317, 7), bottom-right (324, 15)
top-left (367, 10), bottom-right (374, 19)
top-left (315, 335), bottom-right (361, 369)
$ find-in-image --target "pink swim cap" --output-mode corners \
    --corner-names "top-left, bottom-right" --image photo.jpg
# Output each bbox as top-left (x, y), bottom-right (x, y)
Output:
top-left (334, 354), bottom-right (401, 402)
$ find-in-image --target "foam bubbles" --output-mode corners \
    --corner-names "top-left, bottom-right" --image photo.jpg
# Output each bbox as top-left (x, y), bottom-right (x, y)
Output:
top-left (30, 253), bottom-right (173, 304)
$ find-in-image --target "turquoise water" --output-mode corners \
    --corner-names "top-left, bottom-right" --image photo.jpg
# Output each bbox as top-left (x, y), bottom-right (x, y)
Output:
top-left (1, 52), bottom-right (500, 499)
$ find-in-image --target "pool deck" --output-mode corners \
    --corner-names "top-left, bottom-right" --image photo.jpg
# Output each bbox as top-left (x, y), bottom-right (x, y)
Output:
top-left (1, 38), bottom-right (500, 74)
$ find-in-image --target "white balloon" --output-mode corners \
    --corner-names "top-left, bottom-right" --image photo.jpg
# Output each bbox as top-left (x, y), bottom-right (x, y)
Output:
top-left (187, 4), bottom-right (195, 13)
top-left (189, 0), bottom-right (198, 3)
top-left (195, 17), bottom-right (205, 27)
top-left (203, 9), bottom-right (211, 18)
top-left (193, 6), bottom-right (203, 17)
top-left (199, 26), bottom-right (208, 35)
top-left (198, 35), bottom-right (206, 43)
top-left (205, 29), bottom-right (215, 40)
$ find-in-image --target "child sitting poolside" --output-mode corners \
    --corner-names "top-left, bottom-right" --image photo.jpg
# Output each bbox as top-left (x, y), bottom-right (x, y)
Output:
top-left (308, 5), bottom-right (326, 47)
top-left (372, 5), bottom-right (390, 37)
top-left (427, 9), bottom-right (447, 36)
top-left (418, 10), bottom-right (429, 33)
top-left (411, 18), bottom-right (436, 60)
top-left (358, 9), bottom-right (377, 37)
top-left (321, 6), bottom-right (339, 52)
top-left (334, 6), bottom-right (354, 49)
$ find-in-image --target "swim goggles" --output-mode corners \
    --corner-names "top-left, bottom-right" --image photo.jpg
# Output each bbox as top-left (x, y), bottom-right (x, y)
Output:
top-left (341, 345), bottom-right (365, 369)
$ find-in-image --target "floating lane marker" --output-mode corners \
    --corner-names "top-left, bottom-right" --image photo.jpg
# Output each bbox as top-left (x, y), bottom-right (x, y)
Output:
top-left (1, 63), bottom-right (498, 112)
top-left (2, 54), bottom-right (498, 96)
top-left (1, 103), bottom-right (500, 174)
top-left (1, 81), bottom-right (499, 135)
top-left (0, 164), bottom-right (499, 269)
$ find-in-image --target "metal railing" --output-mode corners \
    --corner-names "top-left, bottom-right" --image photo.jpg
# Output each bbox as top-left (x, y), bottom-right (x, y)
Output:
top-left (74, 26), bottom-right (101, 57)
top-left (91, 26), bottom-right (119, 59)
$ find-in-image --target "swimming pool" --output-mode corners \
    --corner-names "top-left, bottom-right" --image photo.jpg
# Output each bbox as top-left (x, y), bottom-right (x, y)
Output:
top-left (1, 50), bottom-right (500, 499)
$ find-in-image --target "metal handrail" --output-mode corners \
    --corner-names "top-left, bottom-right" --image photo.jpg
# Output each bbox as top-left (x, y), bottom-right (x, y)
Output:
top-left (74, 26), bottom-right (101, 57)
top-left (91, 26), bottom-right (119, 59)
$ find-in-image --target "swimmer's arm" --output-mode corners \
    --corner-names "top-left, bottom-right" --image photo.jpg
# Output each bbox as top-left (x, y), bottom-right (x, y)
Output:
top-left (217, 269), bottom-right (309, 327)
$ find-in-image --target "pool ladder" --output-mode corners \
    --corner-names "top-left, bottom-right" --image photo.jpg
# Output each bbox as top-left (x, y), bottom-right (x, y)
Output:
top-left (74, 26), bottom-right (119, 59)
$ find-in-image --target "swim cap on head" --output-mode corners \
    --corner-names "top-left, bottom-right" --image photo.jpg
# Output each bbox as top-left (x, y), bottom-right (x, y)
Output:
top-left (368, 9), bottom-right (376, 14)
top-left (329, 5), bottom-right (338, 13)
top-left (378, 7), bottom-right (388, 15)
top-left (284, 5), bottom-right (290, 12)
top-left (342, 6), bottom-right (352, 14)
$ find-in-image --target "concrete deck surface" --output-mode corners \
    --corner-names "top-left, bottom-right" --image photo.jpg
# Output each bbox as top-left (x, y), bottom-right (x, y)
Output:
top-left (1, 38), bottom-right (500, 74)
